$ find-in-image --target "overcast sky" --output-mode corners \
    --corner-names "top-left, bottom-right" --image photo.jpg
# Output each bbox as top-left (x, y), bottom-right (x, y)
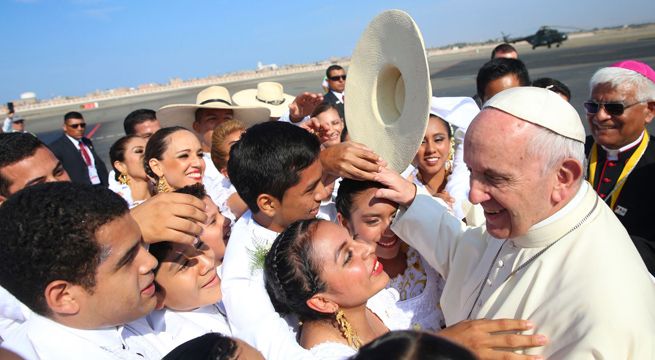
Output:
top-left (1, 0), bottom-right (653, 101)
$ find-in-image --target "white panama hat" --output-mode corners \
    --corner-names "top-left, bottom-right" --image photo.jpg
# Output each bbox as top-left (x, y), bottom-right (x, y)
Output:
top-left (232, 82), bottom-right (295, 118)
top-left (345, 9), bottom-right (431, 173)
top-left (157, 85), bottom-right (271, 130)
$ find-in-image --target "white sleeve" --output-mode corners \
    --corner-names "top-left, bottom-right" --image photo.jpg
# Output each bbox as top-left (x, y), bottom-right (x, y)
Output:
top-left (277, 110), bottom-right (310, 125)
top-left (391, 192), bottom-right (467, 280)
top-left (445, 127), bottom-right (470, 220)
top-left (221, 224), bottom-right (314, 360)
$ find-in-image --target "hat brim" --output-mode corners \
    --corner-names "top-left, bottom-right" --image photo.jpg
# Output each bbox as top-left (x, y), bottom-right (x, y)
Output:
top-left (232, 89), bottom-right (295, 118)
top-left (157, 103), bottom-right (271, 130)
top-left (345, 10), bottom-right (431, 173)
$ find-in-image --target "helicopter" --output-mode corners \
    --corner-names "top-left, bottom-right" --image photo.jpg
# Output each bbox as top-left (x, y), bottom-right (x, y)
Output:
top-left (502, 26), bottom-right (576, 49)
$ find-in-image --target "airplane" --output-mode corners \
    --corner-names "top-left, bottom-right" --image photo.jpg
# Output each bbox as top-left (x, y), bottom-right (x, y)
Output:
top-left (502, 26), bottom-right (573, 49)
top-left (257, 61), bottom-right (278, 71)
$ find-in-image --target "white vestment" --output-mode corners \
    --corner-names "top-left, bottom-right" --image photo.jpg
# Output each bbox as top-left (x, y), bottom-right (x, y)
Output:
top-left (391, 183), bottom-right (655, 359)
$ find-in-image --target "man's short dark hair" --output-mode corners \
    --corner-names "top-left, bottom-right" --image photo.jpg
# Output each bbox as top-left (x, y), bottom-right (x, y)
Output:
top-left (476, 58), bottom-right (530, 100)
top-left (326, 64), bottom-right (344, 78)
top-left (162, 333), bottom-right (238, 360)
top-left (491, 43), bottom-right (518, 59)
top-left (227, 121), bottom-right (320, 213)
top-left (64, 111), bottom-right (84, 123)
top-left (0, 182), bottom-right (129, 316)
top-left (123, 109), bottom-right (157, 135)
top-left (532, 77), bottom-right (572, 101)
top-left (0, 133), bottom-right (45, 197)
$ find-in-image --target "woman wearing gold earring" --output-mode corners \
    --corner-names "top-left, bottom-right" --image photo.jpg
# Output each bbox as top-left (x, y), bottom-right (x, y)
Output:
top-left (109, 135), bottom-right (153, 208)
top-left (144, 126), bottom-right (206, 193)
top-left (265, 219), bottom-right (406, 358)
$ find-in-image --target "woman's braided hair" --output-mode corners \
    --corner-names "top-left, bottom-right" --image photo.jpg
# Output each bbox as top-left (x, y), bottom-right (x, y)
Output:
top-left (264, 218), bottom-right (331, 321)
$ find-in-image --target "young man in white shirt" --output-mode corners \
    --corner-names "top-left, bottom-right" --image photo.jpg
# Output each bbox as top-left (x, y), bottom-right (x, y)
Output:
top-left (0, 182), bottom-right (160, 359)
top-left (221, 121), bottom-right (329, 359)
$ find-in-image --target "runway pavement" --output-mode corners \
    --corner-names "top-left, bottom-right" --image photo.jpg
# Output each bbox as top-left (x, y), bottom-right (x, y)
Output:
top-left (23, 26), bottom-right (655, 166)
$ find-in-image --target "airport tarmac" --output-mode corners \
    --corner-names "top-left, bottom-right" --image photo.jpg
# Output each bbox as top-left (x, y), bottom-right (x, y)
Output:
top-left (22, 25), bottom-right (655, 166)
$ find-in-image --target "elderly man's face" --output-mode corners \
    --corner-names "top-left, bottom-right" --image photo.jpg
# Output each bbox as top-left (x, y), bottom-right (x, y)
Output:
top-left (587, 82), bottom-right (654, 149)
top-left (465, 109), bottom-right (557, 239)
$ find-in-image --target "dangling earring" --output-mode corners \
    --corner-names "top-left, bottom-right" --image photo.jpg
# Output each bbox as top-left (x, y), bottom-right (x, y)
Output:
top-left (156, 176), bottom-right (171, 193)
top-left (446, 134), bottom-right (455, 174)
top-left (118, 173), bottom-right (130, 185)
top-left (335, 309), bottom-right (362, 349)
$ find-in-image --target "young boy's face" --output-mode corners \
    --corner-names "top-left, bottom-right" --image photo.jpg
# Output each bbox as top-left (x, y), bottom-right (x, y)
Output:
top-left (272, 159), bottom-right (328, 231)
top-left (155, 241), bottom-right (221, 311)
top-left (200, 196), bottom-right (231, 263)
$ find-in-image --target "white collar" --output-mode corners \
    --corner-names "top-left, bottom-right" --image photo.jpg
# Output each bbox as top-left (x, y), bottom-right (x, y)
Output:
top-left (529, 182), bottom-right (588, 231)
top-left (600, 131), bottom-right (644, 161)
top-left (331, 90), bottom-right (344, 103)
top-left (65, 134), bottom-right (83, 147)
top-left (33, 314), bottom-right (127, 352)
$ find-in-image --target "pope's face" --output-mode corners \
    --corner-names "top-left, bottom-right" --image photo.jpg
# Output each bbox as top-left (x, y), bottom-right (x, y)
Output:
top-left (587, 82), bottom-right (654, 150)
top-left (465, 109), bottom-right (556, 239)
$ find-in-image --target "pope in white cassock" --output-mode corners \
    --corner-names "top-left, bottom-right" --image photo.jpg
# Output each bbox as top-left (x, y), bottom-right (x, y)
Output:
top-left (375, 87), bottom-right (655, 359)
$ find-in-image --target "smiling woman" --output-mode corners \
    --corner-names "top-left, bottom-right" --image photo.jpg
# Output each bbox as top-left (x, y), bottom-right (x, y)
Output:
top-left (264, 219), bottom-right (407, 359)
top-left (143, 126), bottom-right (206, 193)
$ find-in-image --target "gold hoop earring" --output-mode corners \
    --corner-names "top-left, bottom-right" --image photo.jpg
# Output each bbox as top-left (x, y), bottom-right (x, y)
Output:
top-left (156, 176), bottom-right (171, 193)
top-left (118, 173), bottom-right (130, 185)
top-left (335, 309), bottom-right (362, 349)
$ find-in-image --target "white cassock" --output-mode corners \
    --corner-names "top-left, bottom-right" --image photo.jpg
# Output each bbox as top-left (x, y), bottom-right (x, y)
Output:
top-left (391, 182), bottom-right (655, 359)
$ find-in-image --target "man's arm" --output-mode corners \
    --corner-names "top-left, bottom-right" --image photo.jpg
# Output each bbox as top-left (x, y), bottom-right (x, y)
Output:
top-left (375, 167), bottom-right (467, 278)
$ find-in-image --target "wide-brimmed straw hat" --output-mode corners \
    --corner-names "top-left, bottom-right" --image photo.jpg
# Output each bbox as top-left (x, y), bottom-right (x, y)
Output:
top-left (157, 86), bottom-right (271, 129)
top-left (232, 82), bottom-right (295, 118)
top-left (345, 10), bottom-right (431, 173)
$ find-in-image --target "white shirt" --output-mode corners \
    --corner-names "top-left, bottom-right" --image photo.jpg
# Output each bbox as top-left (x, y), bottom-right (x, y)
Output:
top-left (124, 303), bottom-right (230, 356)
top-left (65, 134), bottom-right (101, 185)
top-left (221, 211), bottom-right (313, 360)
top-left (0, 286), bottom-right (31, 342)
top-left (331, 91), bottom-right (344, 104)
top-left (4, 313), bottom-right (158, 360)
top-left (392, 183), bottom-right (655, 359)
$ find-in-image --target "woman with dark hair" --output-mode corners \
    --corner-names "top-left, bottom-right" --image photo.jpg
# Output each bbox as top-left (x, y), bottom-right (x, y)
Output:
top-left (336, 179), bottom-right (445, 331)
top-left (264, 219), bottom-right (406, 359)
top-left (109, 134), bottom-right (153, 207)
top-left (409, 114), bottom-right (454, 207)
top-left (144, 126), bottom-right (205, 193)
top-left (349, 330), bottom-right (476, 360)
top-left (310, 103), bottom-right (345, 148)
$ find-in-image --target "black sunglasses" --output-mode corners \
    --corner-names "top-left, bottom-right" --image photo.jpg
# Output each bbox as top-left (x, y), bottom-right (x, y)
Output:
top-left (583, 100), bottom-right (644, 116)
top-left (329, 75), bottom-right (347, 81)
top-left (68, 123), bottom-right (86, 129)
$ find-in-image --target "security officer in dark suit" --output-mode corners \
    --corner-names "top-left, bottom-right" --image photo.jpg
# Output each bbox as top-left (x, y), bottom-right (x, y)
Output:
top-left (322, 65), bottom-right (346, 120)
top-left (48, 111), bottom-right (108, 187)
top-left (584, 60), bottom-right (655, 275)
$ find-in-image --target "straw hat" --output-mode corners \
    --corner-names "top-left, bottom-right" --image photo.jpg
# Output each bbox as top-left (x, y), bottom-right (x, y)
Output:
top-left (345, 10), bottom-right (431, 173)
top-left (157, 86), bottom-right (271, 129)
top-left (232, 82), bottom-right (295, 118)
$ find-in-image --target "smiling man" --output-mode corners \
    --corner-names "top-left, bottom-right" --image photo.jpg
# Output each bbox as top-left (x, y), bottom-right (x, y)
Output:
top-left (584, 60), bottom-right (655, 275)
top-left (376, 87), bottom-right (655, 359)
top-left (0, 182), bottom-right (160, 359)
